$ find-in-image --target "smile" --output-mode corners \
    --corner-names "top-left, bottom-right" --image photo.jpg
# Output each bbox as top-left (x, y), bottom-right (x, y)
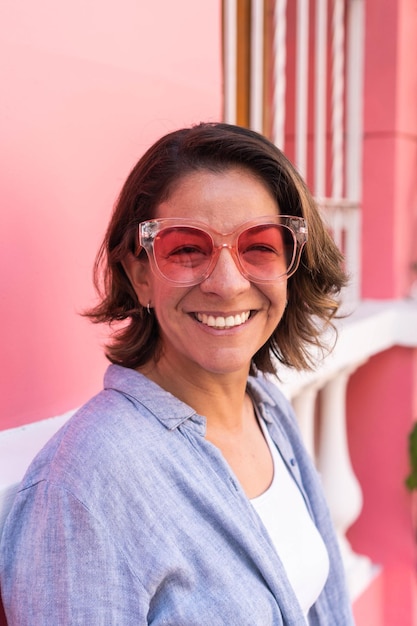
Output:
top-left (195, 311), bottom-right (251, 329)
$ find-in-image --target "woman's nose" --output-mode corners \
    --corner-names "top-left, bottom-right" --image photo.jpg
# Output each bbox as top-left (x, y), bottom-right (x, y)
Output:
top-left (199, 247), bottom-right (251, 295)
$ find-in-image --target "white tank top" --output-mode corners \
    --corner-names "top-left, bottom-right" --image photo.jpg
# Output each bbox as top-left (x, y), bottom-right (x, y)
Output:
top-left (250, 419), bottom-right (329, 621)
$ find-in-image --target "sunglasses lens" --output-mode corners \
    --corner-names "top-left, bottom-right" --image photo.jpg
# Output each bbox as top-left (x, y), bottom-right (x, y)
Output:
top-left (149, 222), bottom-right (297, 284)
top-left (238, 225), bottom-right (295, 281)
top-left (153, 227), bottom-right (213, 283)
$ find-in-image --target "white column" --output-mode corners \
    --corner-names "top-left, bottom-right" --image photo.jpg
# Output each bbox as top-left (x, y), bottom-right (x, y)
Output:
top-left (250, 0), bottom-right (264, 133)
top-left (331, 0), bottom-right (345, 199)
top-left (295, 0), bottom-right (309, 177)
top-left (223, 0), bottom-right (237, 125)
top-left (314, 0), bottom-right (328, 199)
top-left (272, 0), bottom-right (288, 149)
top-left (318, 364), bottom-right (375, 599)
top-left (292, 383), bottom-right (321, 459)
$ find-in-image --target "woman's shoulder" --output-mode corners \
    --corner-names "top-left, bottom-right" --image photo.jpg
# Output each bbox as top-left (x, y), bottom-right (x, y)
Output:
top-left (17, 366), bottom-right (179, 498)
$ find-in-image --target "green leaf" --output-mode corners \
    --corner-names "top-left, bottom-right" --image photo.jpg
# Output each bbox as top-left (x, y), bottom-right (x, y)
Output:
top-left (405, 474), bottom-right (417, 491)
top-left (405, 422), bottom-right (417, 491)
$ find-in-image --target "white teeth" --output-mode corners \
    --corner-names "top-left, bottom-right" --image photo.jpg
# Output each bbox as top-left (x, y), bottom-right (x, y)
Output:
top-left (195, 312), bottom-right (250, 329)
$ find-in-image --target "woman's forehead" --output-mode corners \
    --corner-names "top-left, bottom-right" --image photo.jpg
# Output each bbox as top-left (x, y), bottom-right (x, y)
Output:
top-left (155, 167), bottom-right (280, 227)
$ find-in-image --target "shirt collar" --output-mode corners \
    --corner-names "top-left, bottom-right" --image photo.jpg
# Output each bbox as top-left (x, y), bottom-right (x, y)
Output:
top-left (104, 364), bottom-right (277, 432)
top-left (104, 364), bottom-right (198, 431)
top-left (245, 375), bottom-right (277, 423)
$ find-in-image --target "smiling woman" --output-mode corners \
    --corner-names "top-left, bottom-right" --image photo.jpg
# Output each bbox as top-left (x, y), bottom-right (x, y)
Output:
top-left (122, 167), bottom-right (290, 384)
top-left (0, 123), bottom-right (354, 625)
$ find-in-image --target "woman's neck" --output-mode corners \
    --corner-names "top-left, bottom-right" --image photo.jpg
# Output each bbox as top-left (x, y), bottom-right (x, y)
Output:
top-left (139, 356), bottom-right (273, 499)
top-left (138, 356), bottom-right (251, 432)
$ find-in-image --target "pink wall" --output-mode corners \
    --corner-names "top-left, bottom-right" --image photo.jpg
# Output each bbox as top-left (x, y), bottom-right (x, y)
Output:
top-left (347, 348), bottom-right (416, 566)
top-left (348, 348), bottom-right (417, 625)
top-left (0, 1), bottom-right (222, 430)
top-left (361, 0), bottom-right (417, 299)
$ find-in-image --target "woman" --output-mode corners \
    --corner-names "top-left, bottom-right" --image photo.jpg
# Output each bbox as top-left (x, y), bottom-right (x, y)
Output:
top-left (0, 123), bottom-right (354, 624)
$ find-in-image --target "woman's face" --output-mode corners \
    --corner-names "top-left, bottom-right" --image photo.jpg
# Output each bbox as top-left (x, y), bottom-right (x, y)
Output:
top-left (128, 167), bottom-right (288, 381)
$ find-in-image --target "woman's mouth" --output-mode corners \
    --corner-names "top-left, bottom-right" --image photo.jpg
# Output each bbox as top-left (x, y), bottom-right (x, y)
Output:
top-left (194, 311), bottom-right (251, 329)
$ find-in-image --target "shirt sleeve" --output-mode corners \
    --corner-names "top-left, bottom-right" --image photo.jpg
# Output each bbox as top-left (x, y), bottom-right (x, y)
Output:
top-left (0, 480), bottom-right (150, 625)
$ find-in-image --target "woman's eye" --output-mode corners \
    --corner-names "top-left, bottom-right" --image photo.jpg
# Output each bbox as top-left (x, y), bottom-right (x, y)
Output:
top-left (169, 245), bottom-right (206, 256)
top-left (163, 245), bottom-right (210, 267)
top-left (244, 244), bottom-right (281, 254)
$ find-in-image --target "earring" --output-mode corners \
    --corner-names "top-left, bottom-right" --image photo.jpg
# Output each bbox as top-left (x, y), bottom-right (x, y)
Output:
top-left (146, 302), bottom-right (152, 315)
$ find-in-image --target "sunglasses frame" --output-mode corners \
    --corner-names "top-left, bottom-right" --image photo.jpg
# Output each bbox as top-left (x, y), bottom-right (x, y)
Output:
top-left (137, 215), bottom-right (308, 286)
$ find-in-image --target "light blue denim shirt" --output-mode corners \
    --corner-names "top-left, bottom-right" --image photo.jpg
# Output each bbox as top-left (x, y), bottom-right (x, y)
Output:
top-left (0, 365), bottom-right (354, 625)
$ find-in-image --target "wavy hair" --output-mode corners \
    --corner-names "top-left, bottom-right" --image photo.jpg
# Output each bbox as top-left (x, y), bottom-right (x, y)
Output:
top-left (85, 123), bottom-right (348, 374)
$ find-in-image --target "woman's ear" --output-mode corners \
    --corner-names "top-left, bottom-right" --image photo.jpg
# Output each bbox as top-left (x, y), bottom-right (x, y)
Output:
top-left (122, 252), bottom-right (152, 307)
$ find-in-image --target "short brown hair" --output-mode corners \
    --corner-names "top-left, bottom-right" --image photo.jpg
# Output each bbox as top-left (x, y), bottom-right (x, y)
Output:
top-left (86, 123), bottom-right (348, 374)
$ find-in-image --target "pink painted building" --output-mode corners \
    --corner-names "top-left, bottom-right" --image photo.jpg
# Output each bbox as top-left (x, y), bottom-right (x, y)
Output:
top-left (0, 1), bottom-right (416, 624)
